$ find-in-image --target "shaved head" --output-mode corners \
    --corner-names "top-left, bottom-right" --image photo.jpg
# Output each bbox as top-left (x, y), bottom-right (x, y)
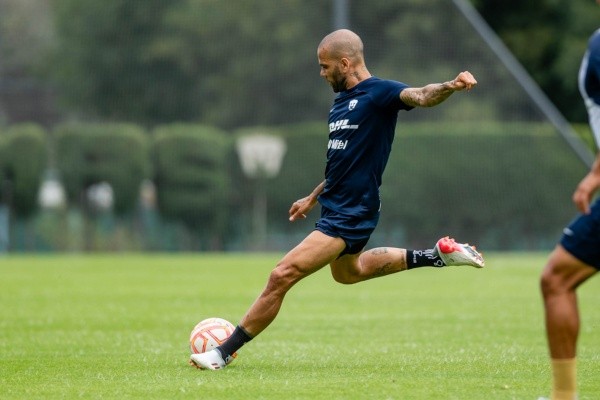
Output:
top-left (317, 29), bottom-right (370, 92)
top-left (318, 29), bottom-right (364, 64)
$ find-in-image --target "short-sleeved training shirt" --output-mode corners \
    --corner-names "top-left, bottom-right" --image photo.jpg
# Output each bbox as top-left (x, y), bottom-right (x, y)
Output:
top-left (317, 76), bottom-right (413, 217)
top-left (579, 28), bottom-right (600, 146)
top-left (580, 29), bottom-right (600, 107)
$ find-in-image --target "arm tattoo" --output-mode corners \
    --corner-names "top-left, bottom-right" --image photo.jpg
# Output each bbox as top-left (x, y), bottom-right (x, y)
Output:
top-left (401, 81), bottom-right (454, 108)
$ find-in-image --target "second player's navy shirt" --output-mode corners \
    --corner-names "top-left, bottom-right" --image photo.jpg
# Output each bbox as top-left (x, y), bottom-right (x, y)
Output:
top-left (580, 28), bottom-right (600, 106)
top-left (318, 76), bottom-right (413, 217)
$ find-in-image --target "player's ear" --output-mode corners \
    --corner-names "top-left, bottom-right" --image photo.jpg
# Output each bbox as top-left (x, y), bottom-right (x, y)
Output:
top-left (340, 57), bottom-right (351, 72)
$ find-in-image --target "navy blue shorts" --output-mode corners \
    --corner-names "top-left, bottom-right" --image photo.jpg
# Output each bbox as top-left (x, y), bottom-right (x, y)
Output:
top-left (560, 198), bottom-right (600, 269)
top-left (315, 206), bottom-right (379, 256)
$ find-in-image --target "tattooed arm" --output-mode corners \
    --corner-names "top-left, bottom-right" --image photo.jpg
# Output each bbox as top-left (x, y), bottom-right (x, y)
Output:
top-left (400, 71), bottom-right (477, 108)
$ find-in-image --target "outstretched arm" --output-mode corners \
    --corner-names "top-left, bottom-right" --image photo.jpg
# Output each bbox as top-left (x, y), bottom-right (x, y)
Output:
top-left (573, 151), bottom-right (600, 214)
top-left (400, 71), bottom-right (477, 108)
top-left (288, 180), bottom-right (326, 221)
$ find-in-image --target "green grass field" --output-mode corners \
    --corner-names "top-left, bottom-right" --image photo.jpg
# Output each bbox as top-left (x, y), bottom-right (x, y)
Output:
top-left (1, 253), bottom-right (600, 399)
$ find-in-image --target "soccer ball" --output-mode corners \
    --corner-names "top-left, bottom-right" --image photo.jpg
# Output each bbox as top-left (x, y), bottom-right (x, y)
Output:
top-left (189, 317), bottom-right (237, 362)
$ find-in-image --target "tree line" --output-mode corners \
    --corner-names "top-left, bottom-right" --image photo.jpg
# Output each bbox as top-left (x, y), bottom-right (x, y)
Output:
top-left (1, 0), bottom-right (598, 128)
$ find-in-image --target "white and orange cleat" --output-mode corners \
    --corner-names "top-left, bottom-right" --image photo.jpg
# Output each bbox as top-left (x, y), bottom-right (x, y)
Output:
top-left (435, 236), bottom-right (484, 268)
top-left (189, 350), bottom-right (227, 370)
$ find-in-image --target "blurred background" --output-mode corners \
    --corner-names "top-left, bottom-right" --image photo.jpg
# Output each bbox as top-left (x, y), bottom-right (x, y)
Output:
top-left (0, 0), bottom-right (597, 252)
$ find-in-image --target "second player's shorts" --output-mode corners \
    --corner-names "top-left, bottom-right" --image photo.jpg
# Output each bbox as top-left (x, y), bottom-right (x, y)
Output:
top-left (315, 206), bottom-right (379, 257)
top-left (560, 197), bottom-right (600, 269)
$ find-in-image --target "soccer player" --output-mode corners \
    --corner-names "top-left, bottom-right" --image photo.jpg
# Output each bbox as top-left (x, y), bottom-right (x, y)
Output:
top-left (538, 12), bottom-right (600, 400)
top-left (190, 29), bottom-right (484, 370)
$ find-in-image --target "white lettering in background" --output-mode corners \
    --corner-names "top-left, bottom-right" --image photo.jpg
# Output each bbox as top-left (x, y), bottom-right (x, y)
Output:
top-left (328, 119), bottom-right (359, 132)
top-left (328, 139), bottom-right (348, 150)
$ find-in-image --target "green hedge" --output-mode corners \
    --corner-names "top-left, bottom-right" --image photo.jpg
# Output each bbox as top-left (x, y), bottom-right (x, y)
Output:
top-left (152, 124), bottom-right (231, 240)
top-left (54, 123), bottom-right (149, 215)
top-left (379, 123), bottom-right (586, 248)
top-left (1, 124), bottom-right (47, 218)
top-left (0, 120), bottom-right (591, 251)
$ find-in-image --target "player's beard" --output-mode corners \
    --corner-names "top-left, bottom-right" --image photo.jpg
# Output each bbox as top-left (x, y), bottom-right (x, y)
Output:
top-left (329, 66), bottom-right (347, 93)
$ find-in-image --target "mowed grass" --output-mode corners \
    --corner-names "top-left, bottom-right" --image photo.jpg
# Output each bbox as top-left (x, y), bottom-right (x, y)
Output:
top-left (1, 253), bottom-right (600, 400)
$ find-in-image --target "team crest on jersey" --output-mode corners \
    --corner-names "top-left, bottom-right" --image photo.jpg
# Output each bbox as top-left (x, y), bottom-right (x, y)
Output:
top-left (348, 99), bottom-right (358, 111)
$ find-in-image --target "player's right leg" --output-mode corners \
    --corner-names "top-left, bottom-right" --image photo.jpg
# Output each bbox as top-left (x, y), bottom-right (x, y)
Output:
top-left (434, 236), bottom-right (484, 268)
top-left (329, 236), bottom-right (483, 285)
top-left (190, 230), bottom-right (346, 370)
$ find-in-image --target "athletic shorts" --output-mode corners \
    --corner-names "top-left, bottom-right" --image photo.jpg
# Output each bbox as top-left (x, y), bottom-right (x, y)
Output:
top-left (560, 197), bottom-right (600, 269)
top-left (315, 206), bottom-right (379, 257)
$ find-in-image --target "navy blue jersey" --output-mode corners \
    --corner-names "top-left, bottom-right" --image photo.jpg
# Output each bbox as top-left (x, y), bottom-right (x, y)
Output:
top-left (318, 77), bottom-right (413, 217)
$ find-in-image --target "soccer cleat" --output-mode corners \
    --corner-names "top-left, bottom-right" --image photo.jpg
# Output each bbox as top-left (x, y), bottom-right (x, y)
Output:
top-left (435, 236), bottom-right (485, 268)
top-left (189, 350), bottom-right (227, 370)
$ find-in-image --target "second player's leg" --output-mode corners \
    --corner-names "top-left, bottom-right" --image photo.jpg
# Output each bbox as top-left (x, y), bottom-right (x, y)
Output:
top-left (540, 245), bottom-right (596, 359)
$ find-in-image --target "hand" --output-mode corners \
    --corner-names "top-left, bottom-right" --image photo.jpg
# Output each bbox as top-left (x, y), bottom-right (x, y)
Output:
top-left (450, 71), bottom-right (477, 91)
top-left (572, 174), bottom-right (600, 214)
top-left (573, 185), bottom-right (592, 214)
top-left (288, 196), bottom-right (316, 222)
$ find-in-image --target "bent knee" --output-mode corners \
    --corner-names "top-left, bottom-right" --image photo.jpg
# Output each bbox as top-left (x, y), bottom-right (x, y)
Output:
top-left (540, 263), bottom-right (561, 297)
top-left (330, 268), bottom-right (360, 285)
top-left (540, 247), bottom-right (595, 296)
top-left (266, 260), bottom-right (305, 290)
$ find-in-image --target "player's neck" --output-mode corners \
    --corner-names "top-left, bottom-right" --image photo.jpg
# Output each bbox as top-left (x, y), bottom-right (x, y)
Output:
top-left (345, 67), bottom-right (371, 90)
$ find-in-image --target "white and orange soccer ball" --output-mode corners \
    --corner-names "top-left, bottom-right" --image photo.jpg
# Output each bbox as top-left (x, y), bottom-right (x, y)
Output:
top-left (189, 317), bottom-right (237, 363)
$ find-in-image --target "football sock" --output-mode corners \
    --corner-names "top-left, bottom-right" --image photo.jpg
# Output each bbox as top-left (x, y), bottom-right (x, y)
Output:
top-left (406, 249), bottom-right (444, 269)
top-left (550, 358), bottom-right (577, 400)
top-left (216, 325), bottom-right (253, 361)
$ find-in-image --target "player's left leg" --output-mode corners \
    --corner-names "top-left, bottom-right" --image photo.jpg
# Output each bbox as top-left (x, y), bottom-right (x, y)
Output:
top-left (330, 236), bottom-right (484, 285)
top-left (237, 230), bottom-right (346, 336)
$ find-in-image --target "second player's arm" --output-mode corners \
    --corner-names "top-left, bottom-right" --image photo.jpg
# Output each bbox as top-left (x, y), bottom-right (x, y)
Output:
top-left (400, 71), bottom-right (477, 108)
top-left (288, 180), bottom-right (326, 221)
top-left (573, 151), bottom-right (600, 214)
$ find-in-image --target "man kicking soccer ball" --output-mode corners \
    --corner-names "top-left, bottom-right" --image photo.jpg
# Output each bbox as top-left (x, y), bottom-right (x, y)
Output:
top-left (190, 29), bottom-right (484, 370)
